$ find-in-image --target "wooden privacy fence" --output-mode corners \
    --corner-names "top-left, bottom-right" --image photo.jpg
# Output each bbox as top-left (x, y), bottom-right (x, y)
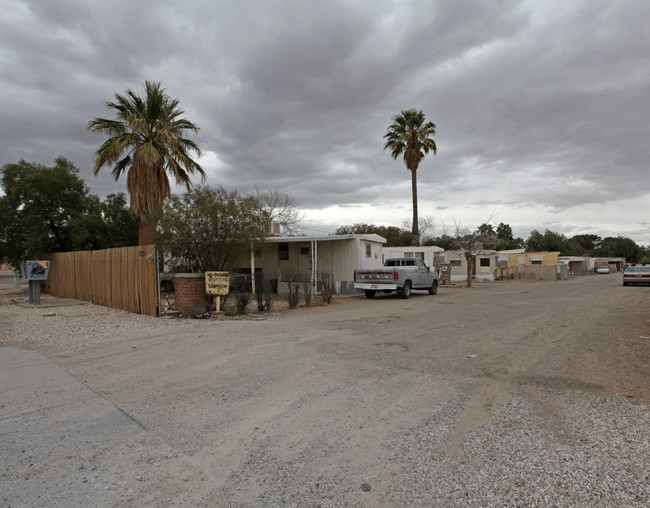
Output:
top-left (43, 245), bottom-right (159, 316)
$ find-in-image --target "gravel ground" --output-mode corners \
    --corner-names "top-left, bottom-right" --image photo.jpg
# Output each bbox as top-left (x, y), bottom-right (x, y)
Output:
top-left (1, 279), bottom-right (649, 507)
top-left (0, 290), bottom-right (204, 349)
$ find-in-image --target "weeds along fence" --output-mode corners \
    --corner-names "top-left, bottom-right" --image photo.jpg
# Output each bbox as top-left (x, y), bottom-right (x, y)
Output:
top-left (43, 245), bottom-right (159, 316)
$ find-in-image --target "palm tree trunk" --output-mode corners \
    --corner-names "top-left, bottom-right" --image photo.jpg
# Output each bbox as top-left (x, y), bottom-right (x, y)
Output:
top-left (411, 168), bottom-right (419, 246)
top-left (138, 220), bottom-right (152, 246)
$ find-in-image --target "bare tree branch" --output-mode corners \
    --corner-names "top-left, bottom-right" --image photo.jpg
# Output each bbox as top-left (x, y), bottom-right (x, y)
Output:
top-left (254, 188), bottom-right (303, 235)
top-left (447, 214), bottom-right (497, 287)
top-left (402, 215), bottom-right (435, 242)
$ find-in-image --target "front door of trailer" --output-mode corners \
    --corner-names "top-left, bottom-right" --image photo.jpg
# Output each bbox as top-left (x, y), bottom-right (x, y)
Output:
top-left (298, 243), bottom-right (311, 276)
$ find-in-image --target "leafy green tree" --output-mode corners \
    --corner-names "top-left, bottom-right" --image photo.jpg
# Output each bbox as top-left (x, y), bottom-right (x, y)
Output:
top-left (335, 223), bottom-right (412, 246)
top-left (0, 158), bottom-right (97, 268)
top-left (423, 234), bottom-right (456, 250)
top-left (496, 223), bottom-right (512, 241)
top-left (477, 223), bottom-right (496, 236)
top-left (67, 193), bottom-right (138, 251)
top-left (526, 230), bottom-right (543, 251)
top-left (152, 186), bottom-right (268, 272)
top-left (66, 194), bottom-right (108, 251)
top-left (526, 229), bottom-right (571, 254)
top-left (0, 160), bottom-right (140, 268)
top-left (88, 80), bottom-right (205, 245)
top-left (639, 246), bottom-right (650, 264)
top-left (495, 223), bottom-right (525, 250)
top-left (595, 236), bottom-right (641, 262)
top-left (448, 223), bottom-right (524, 252)
top-left (383, 108), bottom-right (437, 246)
top-left (100, 193), bottom-right (139, 248)
top-left (567, 234), bottom-right (601, 256)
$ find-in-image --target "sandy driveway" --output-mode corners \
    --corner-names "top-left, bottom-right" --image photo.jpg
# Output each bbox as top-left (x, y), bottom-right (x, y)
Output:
top-left (1, 275), bottom-right (649, 506)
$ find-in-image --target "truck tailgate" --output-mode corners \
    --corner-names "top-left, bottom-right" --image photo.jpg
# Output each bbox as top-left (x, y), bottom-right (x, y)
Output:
top-left (354, 269), bottom-right (397, 289)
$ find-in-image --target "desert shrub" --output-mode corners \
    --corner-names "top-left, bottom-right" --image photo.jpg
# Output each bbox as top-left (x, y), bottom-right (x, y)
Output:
top-left (286, 273), bottom-right (301, 309)
top-left (230, 275), bottom-right (252, 315)
top-left (235, 292), bottom-right (251, 314)
top-left (255, 273), bottom-right (276, 312)
top-left (223, 301), bottom-right (238, 316)
top-left (319, 272), bottom-right (335, 304)
top-left (301, 278), bottom-right (312, 307)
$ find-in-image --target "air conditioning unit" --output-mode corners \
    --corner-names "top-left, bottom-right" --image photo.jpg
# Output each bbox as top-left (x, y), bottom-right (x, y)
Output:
top-left (268, 220), bottom-right (281, 236)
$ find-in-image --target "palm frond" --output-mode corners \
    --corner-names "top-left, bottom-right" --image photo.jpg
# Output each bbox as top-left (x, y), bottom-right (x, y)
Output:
top-left (88, 81), bottom-right (203, 222)
top-left (383, 108), bottom-right (437, 171)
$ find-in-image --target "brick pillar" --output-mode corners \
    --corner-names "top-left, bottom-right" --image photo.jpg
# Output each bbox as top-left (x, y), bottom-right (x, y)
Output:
top-left (172, 273), bottom-right (206, 316)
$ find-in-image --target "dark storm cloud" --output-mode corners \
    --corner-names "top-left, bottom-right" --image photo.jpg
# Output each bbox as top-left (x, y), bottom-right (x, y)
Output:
top-left (191, 0), bottom-right (530, 208)
top-left (1, 0), bottom-right (649, 240)
top-left (424, 0), bottom-right (650, 207)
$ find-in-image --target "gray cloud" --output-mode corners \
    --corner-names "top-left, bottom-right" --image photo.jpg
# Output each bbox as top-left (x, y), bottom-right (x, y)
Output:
top-left (1, 0), bottom-right (649, 242)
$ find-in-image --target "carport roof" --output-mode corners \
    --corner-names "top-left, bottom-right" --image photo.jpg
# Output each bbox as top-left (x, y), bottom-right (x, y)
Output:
top-left (263, 234), bottom-right (386, 244)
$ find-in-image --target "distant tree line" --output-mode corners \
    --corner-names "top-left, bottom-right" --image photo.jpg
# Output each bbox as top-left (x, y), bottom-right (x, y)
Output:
top-left (335, 223), bottom-right (649, 263)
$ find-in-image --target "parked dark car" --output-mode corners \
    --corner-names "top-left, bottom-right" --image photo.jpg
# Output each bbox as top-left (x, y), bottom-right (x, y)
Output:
top-left (622, 265), bottom-right (650, 286)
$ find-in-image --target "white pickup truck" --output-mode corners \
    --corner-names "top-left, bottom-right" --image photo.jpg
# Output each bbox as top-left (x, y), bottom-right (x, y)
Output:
top-left (354, 257), bottom-right (439, 299)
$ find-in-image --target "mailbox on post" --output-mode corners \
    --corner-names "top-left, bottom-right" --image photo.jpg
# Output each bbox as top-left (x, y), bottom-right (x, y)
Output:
top-left (19, 260), bottom-right (50, 305)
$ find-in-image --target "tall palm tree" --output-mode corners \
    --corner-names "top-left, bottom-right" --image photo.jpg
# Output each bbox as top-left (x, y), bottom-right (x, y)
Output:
top-left (383, 108), bottom-right (437, 246)
top-left (88, 80), bottom-right (205, 245)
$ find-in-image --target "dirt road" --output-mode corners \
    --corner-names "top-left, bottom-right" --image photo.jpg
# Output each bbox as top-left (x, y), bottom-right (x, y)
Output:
top-left (2, 274), bottom-right (649, 505)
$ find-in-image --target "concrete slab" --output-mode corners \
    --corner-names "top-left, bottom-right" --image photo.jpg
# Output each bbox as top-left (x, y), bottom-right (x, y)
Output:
top-left (0, 272), bottom-right (22, 290)
top-left (0, 347), bottom-right (222, 506)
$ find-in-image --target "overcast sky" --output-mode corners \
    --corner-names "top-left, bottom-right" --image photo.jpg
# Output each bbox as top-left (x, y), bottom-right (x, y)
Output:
top-left (2, 0), bottom-right (649, 243)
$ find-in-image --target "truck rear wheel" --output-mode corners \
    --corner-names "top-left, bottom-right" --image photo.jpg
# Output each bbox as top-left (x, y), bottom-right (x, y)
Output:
top-left (364, 289), bottom-right (376, 299)
top-left (428, 280), bottom-right (438, 295)
top-left (400, 281), bottom-right (412, 299)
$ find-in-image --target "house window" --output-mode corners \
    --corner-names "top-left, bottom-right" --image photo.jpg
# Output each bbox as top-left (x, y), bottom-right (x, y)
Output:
top-left (365, 243), bottom-right (372, 258)
top-left (450, 260), bottom-right (462, 266)
top-left (480, 258), bottom-right (490, 267)
top-left (278, 243), bottom-right (289, 261)
top-left (531, 259), bottom-right (542, 265)
top-left (405, 251), bottom-right (425, 260)
top-left (300, 246), bottom-right (310, 256)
